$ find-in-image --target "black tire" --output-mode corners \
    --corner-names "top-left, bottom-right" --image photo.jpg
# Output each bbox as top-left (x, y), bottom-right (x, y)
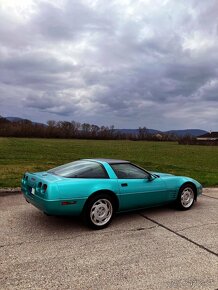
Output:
top-left (176, 184), bottom-right (195, 210)
top-left (83, 193), bottom-right (114, 230)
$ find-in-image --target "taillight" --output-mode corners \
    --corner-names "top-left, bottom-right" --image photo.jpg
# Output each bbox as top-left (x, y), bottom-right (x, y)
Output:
top-left (23, 175), bottom-right (28, 182)
top-left (41, 184), bottom-right (47, 193)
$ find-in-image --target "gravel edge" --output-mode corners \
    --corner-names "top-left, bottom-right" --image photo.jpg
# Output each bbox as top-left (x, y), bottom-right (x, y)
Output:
top-left (203, 188), bottom-right (218, 192)
top-left (0, 188), bottom-right (21, 196)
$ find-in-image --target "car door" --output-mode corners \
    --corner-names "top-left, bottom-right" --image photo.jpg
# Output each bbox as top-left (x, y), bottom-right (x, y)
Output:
top-left (110, 163), bottom-right (168, 211)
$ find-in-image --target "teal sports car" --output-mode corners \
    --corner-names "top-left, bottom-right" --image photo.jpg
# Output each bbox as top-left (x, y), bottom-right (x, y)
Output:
top-left (21, 158), bottom-right (203, 229)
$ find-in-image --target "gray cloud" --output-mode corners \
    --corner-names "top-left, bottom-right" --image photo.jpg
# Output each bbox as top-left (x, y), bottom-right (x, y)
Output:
top-left (0, 0), bottom-right (218, 130)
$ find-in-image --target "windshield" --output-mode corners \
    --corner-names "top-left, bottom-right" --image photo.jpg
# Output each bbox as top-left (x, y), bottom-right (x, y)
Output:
top-left (48, 160), bottom-right (108, 178)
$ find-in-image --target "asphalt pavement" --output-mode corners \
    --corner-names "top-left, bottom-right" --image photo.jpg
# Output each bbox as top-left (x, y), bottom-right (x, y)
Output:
top-left (0, 190), bottom-right (217, 290)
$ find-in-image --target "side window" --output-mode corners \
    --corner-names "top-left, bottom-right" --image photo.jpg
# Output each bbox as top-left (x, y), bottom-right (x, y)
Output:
top-left (111, 163), bottom-right (149, 179)
top-left (69, 163), bottom-right (108, 179)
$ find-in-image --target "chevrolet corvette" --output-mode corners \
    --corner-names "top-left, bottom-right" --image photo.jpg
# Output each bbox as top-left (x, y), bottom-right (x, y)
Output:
top-left (21, 158), bottom-right (203, 229)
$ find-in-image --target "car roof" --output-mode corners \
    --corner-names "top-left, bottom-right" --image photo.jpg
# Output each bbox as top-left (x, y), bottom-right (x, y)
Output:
top-left (84, 158), bottom-right (129, 164)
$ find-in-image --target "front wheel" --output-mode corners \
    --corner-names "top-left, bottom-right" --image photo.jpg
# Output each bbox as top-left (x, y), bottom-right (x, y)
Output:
top-left (84, 194), bottom-right (114, 230)
top-left (176, 184), bottom-right (195, 210)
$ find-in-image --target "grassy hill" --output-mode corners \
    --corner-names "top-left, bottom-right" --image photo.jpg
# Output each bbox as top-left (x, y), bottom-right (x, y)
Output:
top-left (0, 137), bottom-right (217, 187)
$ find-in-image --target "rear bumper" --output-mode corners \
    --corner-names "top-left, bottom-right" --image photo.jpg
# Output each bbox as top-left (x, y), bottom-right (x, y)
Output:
top-left (22, 189), bottom-right (86, 216)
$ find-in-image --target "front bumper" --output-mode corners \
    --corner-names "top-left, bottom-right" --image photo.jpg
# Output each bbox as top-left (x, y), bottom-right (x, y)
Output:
top-left (197, 184), bottom-right (203, 197)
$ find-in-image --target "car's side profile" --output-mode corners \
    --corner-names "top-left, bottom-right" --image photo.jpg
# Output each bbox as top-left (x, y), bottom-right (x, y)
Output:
top-left (21, 158), bottom-right (203, 229)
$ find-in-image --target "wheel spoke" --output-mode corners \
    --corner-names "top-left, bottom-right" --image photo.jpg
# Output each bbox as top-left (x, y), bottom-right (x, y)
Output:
top-left (181, 187), bottom-right (194, 208)
top-left (90, 198), bottom-right (113, 226)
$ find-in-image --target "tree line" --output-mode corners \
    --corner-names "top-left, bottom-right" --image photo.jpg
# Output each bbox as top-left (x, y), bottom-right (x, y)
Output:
top-left (0, 116), bottom-right (177, 141)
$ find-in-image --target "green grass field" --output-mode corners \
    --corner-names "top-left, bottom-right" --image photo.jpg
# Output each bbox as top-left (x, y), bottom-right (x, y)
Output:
top-left (0, 137), bottom-right (218, 188)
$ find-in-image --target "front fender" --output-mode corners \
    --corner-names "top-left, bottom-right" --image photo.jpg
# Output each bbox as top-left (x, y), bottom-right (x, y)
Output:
top-left (163, 176), bottom-right (202, 200)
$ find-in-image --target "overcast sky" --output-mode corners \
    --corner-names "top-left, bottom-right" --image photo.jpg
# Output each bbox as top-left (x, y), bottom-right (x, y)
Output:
top-left (0, 0), bottom-right (218, 130)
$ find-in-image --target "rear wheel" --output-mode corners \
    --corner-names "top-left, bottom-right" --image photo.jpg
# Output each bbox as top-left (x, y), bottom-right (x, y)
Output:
top-left (84, 194), bottom-right (114, 229)
top-left (176, 184), bottom-right (195, 210)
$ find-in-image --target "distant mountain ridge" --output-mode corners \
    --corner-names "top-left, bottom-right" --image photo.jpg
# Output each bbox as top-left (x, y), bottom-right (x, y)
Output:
top-left (164, 129), bottom-right (208, 137)
top-left (115, 128), bottom-right (208, 137)
top-left (5, 116), bottom-right (45, 126)
top-left (5, 116), bottom-right (208, 137)
top-left (6, 117), bottom-right (28, 122)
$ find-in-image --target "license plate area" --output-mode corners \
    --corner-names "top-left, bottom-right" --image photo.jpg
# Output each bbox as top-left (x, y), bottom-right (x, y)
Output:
top-left (28, 186), bottom-right (35, 196)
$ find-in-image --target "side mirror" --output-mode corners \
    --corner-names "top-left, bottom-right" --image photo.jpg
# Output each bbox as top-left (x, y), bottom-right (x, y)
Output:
top-left (147, 174), bottom-right (154, 181)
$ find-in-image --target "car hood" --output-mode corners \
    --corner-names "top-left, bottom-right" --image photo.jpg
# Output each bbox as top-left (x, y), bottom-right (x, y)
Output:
top-left (151, 171), bottom-right (174, 178)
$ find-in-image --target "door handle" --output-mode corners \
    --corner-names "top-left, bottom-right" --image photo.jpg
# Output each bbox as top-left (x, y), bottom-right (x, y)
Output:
top-left (121, 183), bottom-right (128, 187)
